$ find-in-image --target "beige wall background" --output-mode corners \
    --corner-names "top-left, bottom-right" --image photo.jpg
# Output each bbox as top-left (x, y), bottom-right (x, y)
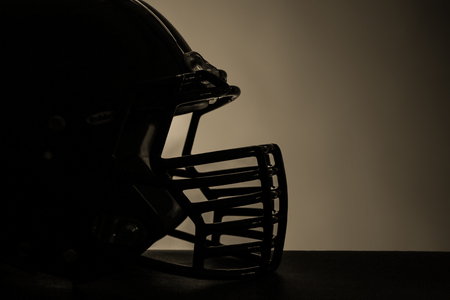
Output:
top-left (148, 0), bottom-right (450, 251)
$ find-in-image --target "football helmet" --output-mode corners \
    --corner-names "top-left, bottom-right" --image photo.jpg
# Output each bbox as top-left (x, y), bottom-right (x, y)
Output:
top-left (0, 0), bottom-right (288, 282)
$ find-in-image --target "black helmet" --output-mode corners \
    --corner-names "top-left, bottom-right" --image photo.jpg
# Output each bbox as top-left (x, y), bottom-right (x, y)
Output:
top-left (0, 0), bottom-right (287, 282)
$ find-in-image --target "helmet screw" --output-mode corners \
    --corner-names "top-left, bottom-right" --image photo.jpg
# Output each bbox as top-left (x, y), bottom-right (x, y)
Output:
top-left (48, 115), bottom-right (66, 132)
top-left (63, 249), bottom-right (78, 263)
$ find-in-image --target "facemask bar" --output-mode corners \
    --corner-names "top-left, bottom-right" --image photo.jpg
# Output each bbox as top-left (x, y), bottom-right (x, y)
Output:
top-left (163, 144), bottom-right (288, 278)
top-left (121, 70), bottom-right (287, 279)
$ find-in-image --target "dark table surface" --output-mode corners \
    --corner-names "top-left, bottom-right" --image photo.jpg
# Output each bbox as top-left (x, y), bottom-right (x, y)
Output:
top-left (1, 250), bottom-right (449, 299)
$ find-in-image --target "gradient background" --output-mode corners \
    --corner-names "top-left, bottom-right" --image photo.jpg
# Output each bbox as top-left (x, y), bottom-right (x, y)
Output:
top-left (148, 0), bottom-right (450, 251)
